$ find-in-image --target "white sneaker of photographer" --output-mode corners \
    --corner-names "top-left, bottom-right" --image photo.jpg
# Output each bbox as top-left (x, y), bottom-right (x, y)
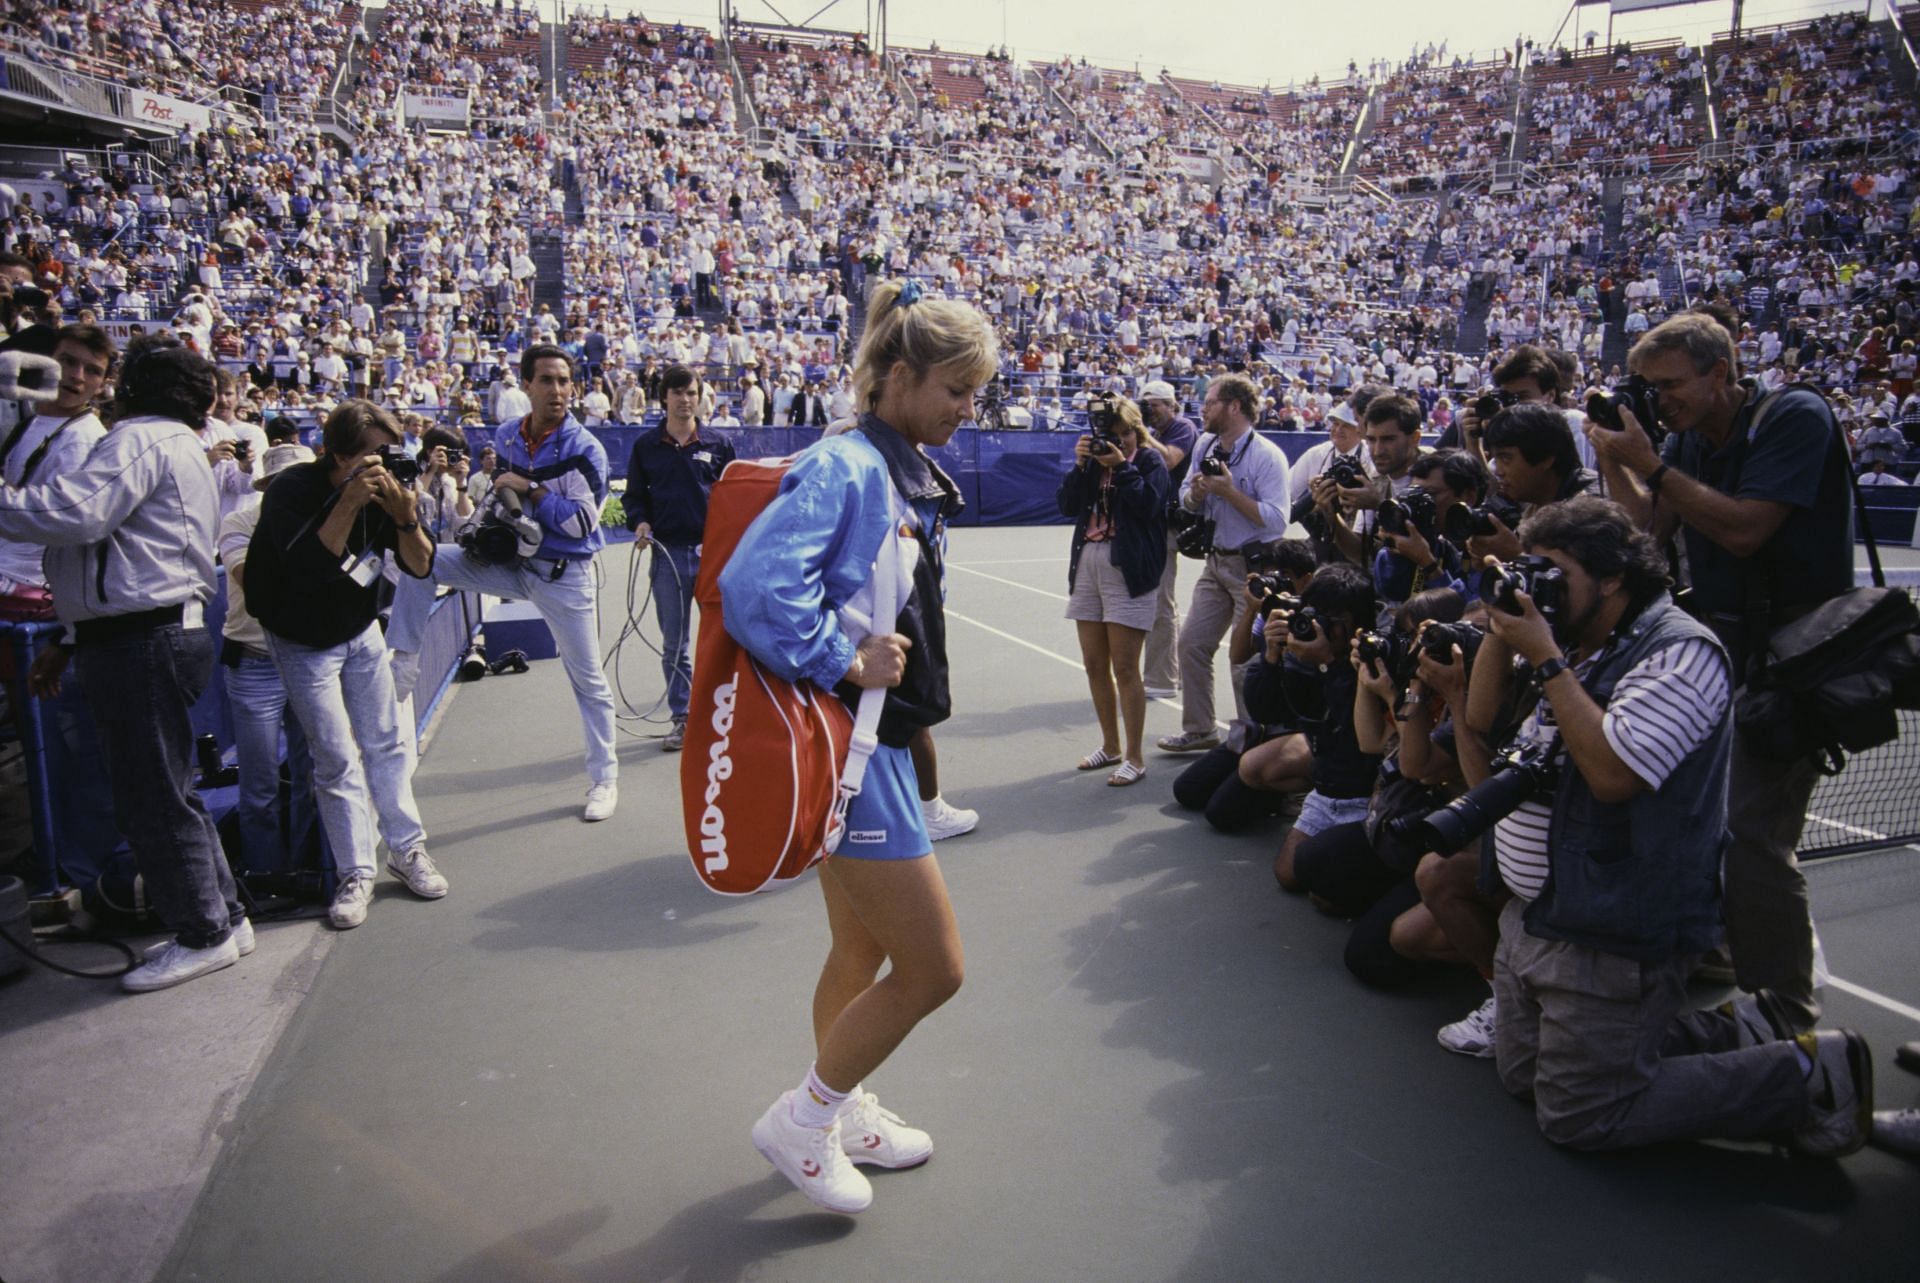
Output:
top-left (387, 846), bottom-right (449, 899)
top-left (1438, 993), bottom-right (1498, 1059)
top-left (329, 871), bottom-right (376, 930)
top-left (584, 781), bottom-right (618, 822)
top-left (123, 936), bottom-right (239, 993)
top-left (146, 917), bottom-right (253, 960)
top-left (921, 796), bottom-right (978, 841)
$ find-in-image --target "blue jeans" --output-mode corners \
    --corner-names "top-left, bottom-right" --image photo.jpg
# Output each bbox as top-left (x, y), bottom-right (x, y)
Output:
top-left (429, 550), bottom-right (619, 783)
top-left (269, 623), bottom-right (428, 879)
top-left (76, 625), bottom-right (240, 949)
top-left (224, 652), bottom-right (317, 875)
top-left (650, 542), bottom-right (699, 722)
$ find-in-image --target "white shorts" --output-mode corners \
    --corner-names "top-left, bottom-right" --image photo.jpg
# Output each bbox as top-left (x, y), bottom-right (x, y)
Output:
top-left (1066, 541), bottom-right (1155, 632)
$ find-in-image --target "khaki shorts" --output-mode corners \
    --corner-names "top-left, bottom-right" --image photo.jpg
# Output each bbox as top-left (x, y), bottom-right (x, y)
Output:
top-left (1066, 541), bottom-right (1156, 632)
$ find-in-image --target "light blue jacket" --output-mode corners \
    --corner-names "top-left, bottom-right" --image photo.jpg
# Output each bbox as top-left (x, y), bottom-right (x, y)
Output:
top-left (492, 414), bottom-right (609, 560)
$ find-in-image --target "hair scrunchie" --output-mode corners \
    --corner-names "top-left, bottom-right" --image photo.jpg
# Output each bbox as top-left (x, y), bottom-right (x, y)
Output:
top-left (896, 279), bottom-right (924, 307)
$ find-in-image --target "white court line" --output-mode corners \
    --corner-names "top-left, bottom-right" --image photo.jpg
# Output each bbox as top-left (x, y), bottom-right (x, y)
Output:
top-left (1826, 975), bottom-right (1920, 1025)
top-left (1804, 813), bottom-right (1890, 842)
top-left (949, 557), bottom-right (1069, 565)
top-left (948, 562), bottom-right (1069, 602)
top-left (945, 609), bottom-right (1213, 720)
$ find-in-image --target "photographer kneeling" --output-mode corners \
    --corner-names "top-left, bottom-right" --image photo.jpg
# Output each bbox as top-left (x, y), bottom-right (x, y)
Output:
top-left (1240, 563), bottom-right (1380, 891)
top-left (247, 401), bottom-right (449, 930)
top-left (1059, 394), bottom-right (1170, 785)
top-left (1462, 497), bottom-right (1869, 1155)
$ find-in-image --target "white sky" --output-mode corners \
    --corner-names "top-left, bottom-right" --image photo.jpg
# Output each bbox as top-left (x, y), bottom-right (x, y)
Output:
top-left (566, 0), bottom-right (1866, 86)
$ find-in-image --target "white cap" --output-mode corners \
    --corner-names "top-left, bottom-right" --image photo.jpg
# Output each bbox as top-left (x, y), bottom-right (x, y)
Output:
top-left (1140, 380), bottom-right (1178, 403)
top-left (1327, 402), bottom-right (1358, 426)
top-left (254, 443), bottom-right (315, 491)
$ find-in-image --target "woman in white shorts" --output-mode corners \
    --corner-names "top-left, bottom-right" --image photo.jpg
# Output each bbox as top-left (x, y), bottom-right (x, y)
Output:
top-left (1056, 394), bottom-right (1172, 785)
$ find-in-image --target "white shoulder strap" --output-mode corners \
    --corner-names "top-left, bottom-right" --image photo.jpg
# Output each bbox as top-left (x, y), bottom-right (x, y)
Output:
top-left (824, 486), bottom-right (910, 852)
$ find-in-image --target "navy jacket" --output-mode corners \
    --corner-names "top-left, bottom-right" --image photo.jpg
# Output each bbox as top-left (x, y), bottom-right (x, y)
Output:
top-left (1057, 447), bottom-right (1171, 600)
top-left (624, 424), bottom-right (736, 546)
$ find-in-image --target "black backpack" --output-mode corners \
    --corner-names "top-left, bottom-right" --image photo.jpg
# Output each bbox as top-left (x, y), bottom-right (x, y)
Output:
top-left (1732, 389), bottom-right (1920, 773)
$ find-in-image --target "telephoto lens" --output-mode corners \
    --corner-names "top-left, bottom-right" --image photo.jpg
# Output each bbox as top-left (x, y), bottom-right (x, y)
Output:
top-left (1390, 740), bottom-right (1559, 855)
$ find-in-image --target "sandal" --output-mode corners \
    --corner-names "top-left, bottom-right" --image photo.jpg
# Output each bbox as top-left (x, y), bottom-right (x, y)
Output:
top-left (1079, 747), bottom-right (1122, 771)
top-left (1107, 760), bottom-right (1148, 787)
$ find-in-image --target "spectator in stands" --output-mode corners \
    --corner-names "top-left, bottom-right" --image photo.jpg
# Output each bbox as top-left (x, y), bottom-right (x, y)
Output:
top-left (0, 336), bottom-right (239, 993)
top-left (1590, 312), bottom-right (1853, 1033)
top-left (1059, 395), bottom-right (1171, 786)
top-left (624, 364), bottom-right (737, 752)
top-left (245, 399), bottom-right (449, 930)
top-left (1467, 497), bottom-right (1871, 1157)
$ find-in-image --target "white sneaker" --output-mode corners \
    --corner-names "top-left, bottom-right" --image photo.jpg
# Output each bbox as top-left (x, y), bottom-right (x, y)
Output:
top-left (122, 936), bottom-right (240, 993)
top-left (146, 917), bottom-right (253, 961)
top-left (1871, 1107), bottom-right (1920, 1156)
top-left (329, 871), bottom-right (376, 930)
top-left (1144, 685), bottom-right (1178, 700)
top-left (921, 796), bottom-right (978, 841)
top-left (583, 781), bottom-right (618, 822)
top-left (1437, 993), bottom-right (1498, 1059)
top-left (839, 1092), bottom-right (933, 1169)
top-left (751, 1091), bottom-right (873, 1213)
top-left (387, 846), bottom-right (449, 899)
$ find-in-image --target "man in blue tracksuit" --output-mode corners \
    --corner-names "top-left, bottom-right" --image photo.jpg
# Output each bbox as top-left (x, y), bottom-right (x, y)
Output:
top-left (413, 344), bottom-right (620, 821)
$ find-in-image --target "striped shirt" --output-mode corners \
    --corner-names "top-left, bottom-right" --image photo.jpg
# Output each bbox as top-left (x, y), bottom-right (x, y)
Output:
top-left (1495, 637), bottom-right (1729, 901)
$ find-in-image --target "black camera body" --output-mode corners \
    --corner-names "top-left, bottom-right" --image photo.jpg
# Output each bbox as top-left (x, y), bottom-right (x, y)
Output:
top-left (232, 438), bottom-right (253, 465)
top-left (1198, 446), bottom-right (1230, 479)
top-left (1326, 455), bottom-right (1365, 490)
top-left (1251, 575), bottom-right (1300, 620)
top-left (1420, 620), bottom-right (1484, 669)
top-left (444, 445), bottom-right (467, 467)
top-left (374, 443), bottom-right (421, 485)
top-left (1357, 628), bottom-right (1413, 684)
top-left (1168, 505), bottom-right (1216, 560)
top-left (1287, 605), bottom-right (1323, 642)
top-left (1480, 554), bottom-right (1568, 624)
top-left (1086, 393), bottom-right (1122, 447)
top-left (1473, 388), bottom-right (1518, 425)
top-left (1586, 375), bottom-right (1662, 444)
top-left (1393, 737), bottom-right (1560, 855)
top-left (1378, 488), bottom-right (1439, 542)
top-left (1442, 503), bottom-right (1502, 544)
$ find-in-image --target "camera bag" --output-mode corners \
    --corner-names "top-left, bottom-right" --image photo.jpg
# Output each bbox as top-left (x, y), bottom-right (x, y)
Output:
top-left (679, 455), bottom-right (905, 895)
top-left (1731, 389), bottom-right (1920, 773)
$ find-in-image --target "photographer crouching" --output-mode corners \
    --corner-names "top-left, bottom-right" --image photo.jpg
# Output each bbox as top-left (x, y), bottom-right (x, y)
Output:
top-left (1058, 393), bottom-right (1170, 785)
top-left (245, 401), bottom-right (449, 930)
top-left (1457, 497), bottom-right (1869, 1155)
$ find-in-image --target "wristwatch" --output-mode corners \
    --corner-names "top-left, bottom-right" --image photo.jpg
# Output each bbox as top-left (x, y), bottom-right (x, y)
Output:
top-left (1646, 463), bottom-right (1670, 494)
top-left (395, 520), bottom-right (420, 534)
top-left (1534, 655), bottom-right (1571, 684)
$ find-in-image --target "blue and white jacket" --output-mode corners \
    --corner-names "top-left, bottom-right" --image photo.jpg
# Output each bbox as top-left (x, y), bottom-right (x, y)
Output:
top-left (492, 413), bottom-right (609, 560)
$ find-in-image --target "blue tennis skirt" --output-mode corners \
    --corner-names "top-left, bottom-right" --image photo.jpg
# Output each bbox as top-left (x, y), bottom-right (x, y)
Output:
top-left (835, 743), bottom-right (932, 861)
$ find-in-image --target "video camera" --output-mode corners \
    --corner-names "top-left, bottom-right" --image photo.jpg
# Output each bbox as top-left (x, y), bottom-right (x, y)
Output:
top-left (457, 486), bottom-right (543, 566)
top-left (1585, 374), bottom-right (1664, 445)
top-left (1479, 555), bottom-right (1567, 624)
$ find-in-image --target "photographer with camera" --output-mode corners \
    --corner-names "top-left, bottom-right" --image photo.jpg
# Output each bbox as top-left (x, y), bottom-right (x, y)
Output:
top-left (1586, 312), bottom-right (1851, 1033)
top-left (0, 323), bottom-right (111, 619)
top-left (1157, 373), bottom-right (1292, 755)
top-left (1059, 393), bottom-right (1171, 785)
top-left (1173, 540), bottom-right (1318, 831)
top-left (246, 400), bottom-right (449, 931)
top-left (1243, 564), bottom-right (1380, 894)
top-left (1456, 497), bottom-right (1870, 1154)
top-left (1137, 380), bottom-right (1198, 699)
top-left (1449, 344), bottom-right (1594, 472)
top-left (624, 363), bottom-right (737, 753)
top-left (201, 369), bottom-right (272, 527)
top-left (1293, 590), bottom-right (1478, 988)
top-left (1468, 402), bottom-right (1602, 563)
top-left (0, 335), bottom-right (240, 993)
top-left (1314, 394), bottom-right (1425, 571)
top-left (400, 345), bottom-right (621, 821)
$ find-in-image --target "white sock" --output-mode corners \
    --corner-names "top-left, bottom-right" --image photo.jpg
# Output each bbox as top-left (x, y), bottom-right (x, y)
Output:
top-left (789, 1065), bottom-right (849, 1129)
top-left (920, 795), bottom-right (941, 813)
top-left (834, 1082), bottom-right (866, 1118)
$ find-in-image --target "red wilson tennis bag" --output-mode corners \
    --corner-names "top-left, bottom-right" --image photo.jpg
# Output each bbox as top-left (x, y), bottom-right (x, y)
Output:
top-left (680, 455), bottom-right (903, 895)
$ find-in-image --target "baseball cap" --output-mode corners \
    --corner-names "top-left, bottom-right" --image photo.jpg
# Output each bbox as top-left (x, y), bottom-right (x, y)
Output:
top-left (1141, 380), bottom-right (1177, 403)
top-left (254, 442), bottom-right (314, 490)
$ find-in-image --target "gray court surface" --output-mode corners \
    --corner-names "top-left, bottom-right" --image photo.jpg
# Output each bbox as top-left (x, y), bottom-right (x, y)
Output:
top-left (135, 528), bottom-right (1919, 1281)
